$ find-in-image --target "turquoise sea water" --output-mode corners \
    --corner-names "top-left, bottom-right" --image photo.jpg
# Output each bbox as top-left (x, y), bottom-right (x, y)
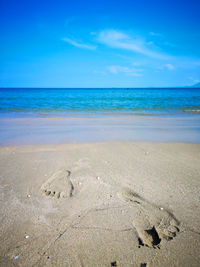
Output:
top-left (0, 88), bottom-right (200, 117)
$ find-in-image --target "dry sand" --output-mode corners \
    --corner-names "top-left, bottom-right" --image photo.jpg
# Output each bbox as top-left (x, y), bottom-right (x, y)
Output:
top-left (0, 142), bottom-right (200, 266)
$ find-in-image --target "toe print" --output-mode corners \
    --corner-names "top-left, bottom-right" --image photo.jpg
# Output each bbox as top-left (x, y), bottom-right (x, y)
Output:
top-left (40, 169), bottom-right (74, 199)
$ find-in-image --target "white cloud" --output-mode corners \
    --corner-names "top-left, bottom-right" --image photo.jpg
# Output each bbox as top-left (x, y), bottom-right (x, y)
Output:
top-left (165, 63), bottom-right (175, 70)
top-left (107, 65), bottom-right (143, 76)
top-left (155, 63), bottom-right (175, 71)
top-left (97, 30), bottom-right (168, 59)
top-left (62, 38), bottom-right (96, 50)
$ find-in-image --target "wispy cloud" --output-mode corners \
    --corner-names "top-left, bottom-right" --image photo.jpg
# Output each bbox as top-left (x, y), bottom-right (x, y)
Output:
top-left (97, 30), bottom-right (169, 59)
top-left (165, 63), bottom-right (175, 70)
top-left (108, 65), bottom-right (143, 76)
top-left (62, 38), bottom-right (96, 50)
top-left (156, 63), bottom-right (175, 71)
top-left (188, 77), bottom-right (200, 85)
top-left (149, 32), bottom-right (177, 48)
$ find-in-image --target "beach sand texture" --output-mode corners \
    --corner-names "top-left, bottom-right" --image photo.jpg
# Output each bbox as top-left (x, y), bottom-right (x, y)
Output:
top-left (0, 142), bottom-right (200, 266)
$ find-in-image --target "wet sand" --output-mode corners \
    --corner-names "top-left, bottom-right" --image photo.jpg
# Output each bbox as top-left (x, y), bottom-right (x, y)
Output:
top-left (1, 114), bottom-right (200, 145)
top-left (0, 142), bottom-right (200, 266)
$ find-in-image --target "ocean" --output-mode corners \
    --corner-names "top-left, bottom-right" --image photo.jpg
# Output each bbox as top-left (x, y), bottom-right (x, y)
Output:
top-left (0, 88), bottom-right (200, 117)
top-left (1, 88), bottom-right (200, 145)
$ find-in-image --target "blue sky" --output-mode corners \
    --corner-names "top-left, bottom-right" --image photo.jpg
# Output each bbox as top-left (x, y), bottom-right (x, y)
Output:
top-left (0, 0), bottom-right (200, 87)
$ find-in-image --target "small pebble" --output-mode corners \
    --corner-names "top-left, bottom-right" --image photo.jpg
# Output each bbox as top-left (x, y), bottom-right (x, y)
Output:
top-left (24, 235), bottom-right (29, 239)
top-left (97, 176), bottom-right (100, 180)
top-left (78, 182), bottom-right (82, 185)
top-left (160, 207), bottom-right (164, 210)
top-left (111, 261), bottom-right (119, 266)
top-left (27, 194), bottom-right (31, 198)
top-left (13, 255), bottom-right (19, 260)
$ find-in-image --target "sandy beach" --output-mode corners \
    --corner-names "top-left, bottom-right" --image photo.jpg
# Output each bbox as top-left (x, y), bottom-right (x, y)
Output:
top-left (0, 141), bottom-right (200, 266)
top-left (1, 0), bottom-right (200, 265)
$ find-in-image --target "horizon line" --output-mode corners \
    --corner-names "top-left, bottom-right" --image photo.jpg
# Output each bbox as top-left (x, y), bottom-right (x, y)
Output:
top-left (0, 86), bottom-right (200, 89)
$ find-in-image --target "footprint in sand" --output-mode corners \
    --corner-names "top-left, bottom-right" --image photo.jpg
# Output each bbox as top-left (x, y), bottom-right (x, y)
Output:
top-left (40, 169), bottom-right (74, 199)
top-left (118, 188), bottom-right (180, 248)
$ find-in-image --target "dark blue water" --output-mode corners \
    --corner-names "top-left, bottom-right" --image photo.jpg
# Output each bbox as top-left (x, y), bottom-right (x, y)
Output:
top-left (0, 88), bottom-right (200, 117)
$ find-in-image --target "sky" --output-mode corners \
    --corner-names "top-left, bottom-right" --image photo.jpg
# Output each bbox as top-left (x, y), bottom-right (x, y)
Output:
top-left (0, 0), bottom-right (200, 88)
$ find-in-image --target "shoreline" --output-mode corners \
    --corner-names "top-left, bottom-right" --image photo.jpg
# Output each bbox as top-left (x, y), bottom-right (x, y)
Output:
top-left (0, 141), bottom-right (200, 266)
top-left (1, 110), bottom-right (200, 118)
top-left (1, 114), bottom-right (200, 146)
